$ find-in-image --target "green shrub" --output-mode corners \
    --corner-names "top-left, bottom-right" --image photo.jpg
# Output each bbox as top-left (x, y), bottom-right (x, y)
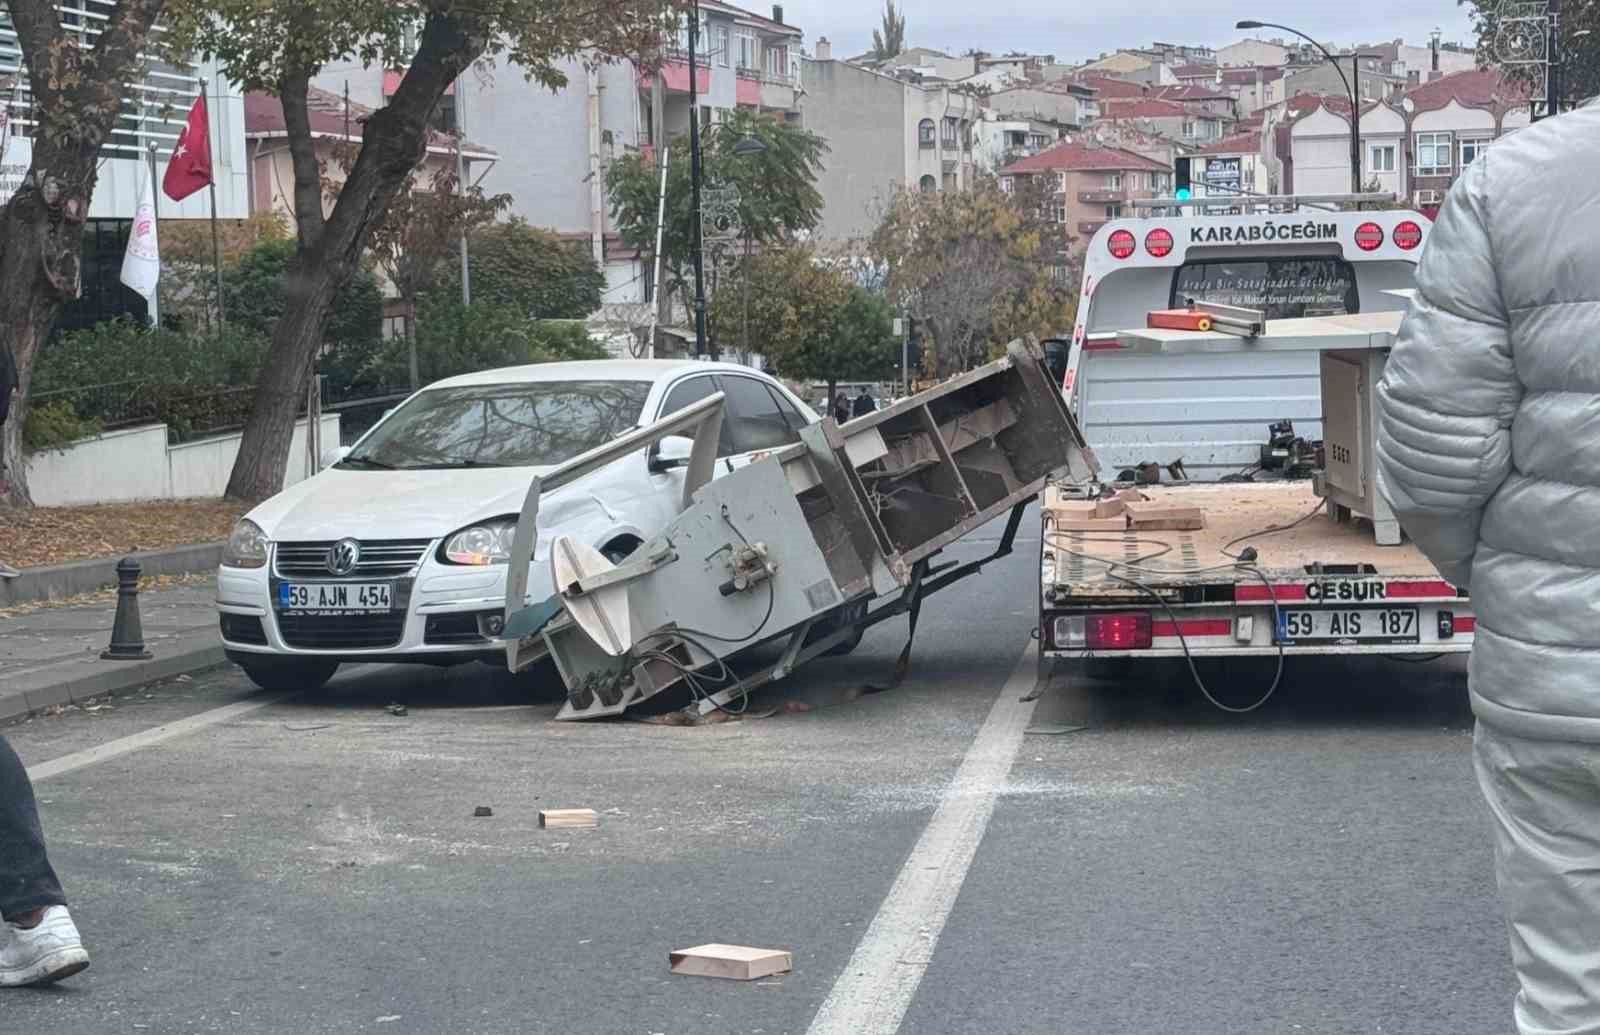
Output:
top-left (373, 300), bottom-right (606, 387)
top-left (434, 219), bottom-right (606, 320)
top-left (23, 401), bottom-right (102, 453)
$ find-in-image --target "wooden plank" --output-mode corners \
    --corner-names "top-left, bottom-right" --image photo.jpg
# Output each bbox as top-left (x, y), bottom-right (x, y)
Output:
top-left (670, 944), bottom-right (794, 981)
top-left (539, 808), bottom-right (599, 829)
top-left (1124, 500), bottom-right (1205, 531)
top-left (1093, 498), bottom-right (1127, 519)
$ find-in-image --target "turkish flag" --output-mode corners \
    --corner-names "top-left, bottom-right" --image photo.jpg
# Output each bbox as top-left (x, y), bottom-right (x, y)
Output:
top-left (162, 95), bottom-right (213, 201)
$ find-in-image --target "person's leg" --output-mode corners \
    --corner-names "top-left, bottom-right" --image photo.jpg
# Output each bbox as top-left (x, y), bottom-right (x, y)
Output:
top-left (1475, 721), bottom-right (1600, 1035)
top-left (0, 734), bottom-right (66, 921)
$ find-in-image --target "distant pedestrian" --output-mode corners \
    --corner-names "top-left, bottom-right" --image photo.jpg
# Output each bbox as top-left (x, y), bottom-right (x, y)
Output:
top-left (832, 393), bottom-right (851, 425)
top-left (0, 734), bottom-right (89, 986)
top-left (851, 388), bottom-right (876, 419)
top-left (1376, 100), bottom-right (1600, 1033)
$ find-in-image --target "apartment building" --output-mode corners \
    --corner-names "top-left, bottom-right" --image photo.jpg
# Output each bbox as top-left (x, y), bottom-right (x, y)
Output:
top-left (1217, 38), bottom-right (1292, 68)
top-left (1283, 70), bottom-right (1532, 214)
top-left (986, 81), bottom-right (1100, 130)
top-left (1099, 97), bottom-right (1228, 144)
top-left (998, 142), bottom-right (1171, 255)
top-left (972, 112), bottom-right (1062, 172)
top-left (1189, 129), bottom-right (1275, 199)
top-left (801, 50), bottom-right (981, 240)
top-left (312, 1), bottom-right (803, 305)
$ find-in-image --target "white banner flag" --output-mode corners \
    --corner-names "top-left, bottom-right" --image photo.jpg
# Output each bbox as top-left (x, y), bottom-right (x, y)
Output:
top-left (120, 162), bottom-right (160, 305)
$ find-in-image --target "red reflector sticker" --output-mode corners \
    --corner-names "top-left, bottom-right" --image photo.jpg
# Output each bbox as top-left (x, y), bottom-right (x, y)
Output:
top-left (1385, 580), bottom-right (1458, 598)
top-left (1354, 222), bottom-right (1385, 251)
top-left (1392, 220), bottom-right (1423, 250)
top-left (1082, 338), bottom-right (1124, 351)
top-left (1152, 619), bottom-right (1232, 638)
top-left (1108, 229), bottom-right (1137, 259)
top-left (1456, 616), bottom-right (1477, 633)
top-left (1145, 228), bottom-right (1174, 258)
top-left (1235, 584), bottom-right (1309, 602)
top-left (1086, 612), bottom-right (1152, 650)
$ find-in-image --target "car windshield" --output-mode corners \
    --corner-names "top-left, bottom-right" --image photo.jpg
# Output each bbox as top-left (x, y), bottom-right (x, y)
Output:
top-left (342, 380), bottom-right (654, 470)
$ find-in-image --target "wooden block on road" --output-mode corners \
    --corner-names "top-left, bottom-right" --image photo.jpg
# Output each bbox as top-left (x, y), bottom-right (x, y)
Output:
top-left (1124, 500), bottom-right (1205, 531)
top-left (1093, 498), bottom-right (1127, 519)
top-left (539, 808), bottom-right (598, 829)
top-left (670, 944), bottom-right (793, 981)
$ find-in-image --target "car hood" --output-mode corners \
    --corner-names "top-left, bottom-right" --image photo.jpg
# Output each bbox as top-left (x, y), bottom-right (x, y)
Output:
top-left (246, 466), bottom-right (556, 542)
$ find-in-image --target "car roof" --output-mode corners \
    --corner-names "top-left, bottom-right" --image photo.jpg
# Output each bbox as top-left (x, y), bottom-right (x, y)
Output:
top-left (425, 359), bottom-right (773, 391)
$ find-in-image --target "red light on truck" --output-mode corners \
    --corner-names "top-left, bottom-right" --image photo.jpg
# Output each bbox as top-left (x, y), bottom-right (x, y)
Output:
top-left (1144, 228), bottom-right (1174, 258)
top-left (1354, 222), bottom-right (1385, 251)
top-left (1393, 220), bottom-right (1423, 250)
top-left (1086, 613), bottom-right (1153, 650)
top-left (1107, 229), bottom-right (1137, 259)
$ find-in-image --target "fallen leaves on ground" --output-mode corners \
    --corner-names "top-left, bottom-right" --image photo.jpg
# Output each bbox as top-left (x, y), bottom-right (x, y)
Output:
top-left (0, 499), bottom-right (247, 570)
top-left (0, 572), bottom-right (213, 619)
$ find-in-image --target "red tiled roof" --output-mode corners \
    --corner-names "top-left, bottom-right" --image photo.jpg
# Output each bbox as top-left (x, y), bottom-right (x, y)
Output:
top-left (1000, 141), bottom-right (1170, 175)
top-left (1192, 130), bottom-right (1261, 155)
top-left (1220, 66), bottom-right (1285, 86)
top-left (244, 87), bottom-right (496, 158)
top-left (1154, 84), bottom-right (1232, 101)
top-left (1100, 97), bottom-right (1190, 118)
top-left (1400, 67), bottom-right (1531, 112)
top-left (1071, 73), bottom-right (1150, 99)
top-left (1172, 64), bottom-right (1217, 79)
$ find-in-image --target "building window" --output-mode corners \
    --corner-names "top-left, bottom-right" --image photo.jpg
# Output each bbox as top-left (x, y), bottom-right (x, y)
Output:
top-left (943, 171), bottom-right (958, 191)
top-left (961, 120), bottom-right (972, 151)
top-left (736, 31), bottom-right (756, 69)
top-left (1053, 171), bottom-right (1066, 192)
top-left (1415, 132), bottom-right (1453, 176)
top-left (1459, 137), bottom-right (1491, 166)
top-left (716, 25), bottom-right (730, 67)
top-left (1369, 144), bottom-right (1396, 172)
top-left (918, 119), bottom-right (936, 148)
top-left (1104, 173), bottom-right (1123, 190)
top-left (919, 174), bottom-right (937, 193)
top-left (1052, 201), bottom-right (1067, 223)
top-left (1104, 204), bottom-right (1123, 219)
top-left (765, 44), bottom-right (786, 79)
top-left (1000, 176), bottom-right (1014, 193)
top-left (941, 116), bottom-right (959, 147)
top-left (1182, 120), bottom-right (1195, 138)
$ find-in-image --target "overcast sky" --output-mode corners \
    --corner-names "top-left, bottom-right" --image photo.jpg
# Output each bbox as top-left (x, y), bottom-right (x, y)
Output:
top-left (770, 1), bottom-right (1478, 62)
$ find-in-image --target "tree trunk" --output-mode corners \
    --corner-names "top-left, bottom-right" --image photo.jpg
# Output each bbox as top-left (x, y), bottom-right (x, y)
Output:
top-left (222, 13), bottom-right (483, 500)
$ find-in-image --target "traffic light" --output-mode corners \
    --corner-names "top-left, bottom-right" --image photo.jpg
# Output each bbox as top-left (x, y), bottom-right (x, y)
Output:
top-left (1174, 156), bottom-right (1192, 202)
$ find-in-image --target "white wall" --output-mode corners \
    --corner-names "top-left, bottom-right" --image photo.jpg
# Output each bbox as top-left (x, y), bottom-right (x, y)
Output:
top-left (1412, 99), bottom-right (1497, 134)
top-left (1218, 39), bottom-right (1291, 68)
top-left (28, 415), bottom-right (341, 506)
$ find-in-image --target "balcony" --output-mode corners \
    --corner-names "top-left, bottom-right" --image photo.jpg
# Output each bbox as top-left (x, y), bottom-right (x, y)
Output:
top-left (1078, 220), bottom-right (1107, 236)
top-left (1078, 190), bottom-right (1125, 204)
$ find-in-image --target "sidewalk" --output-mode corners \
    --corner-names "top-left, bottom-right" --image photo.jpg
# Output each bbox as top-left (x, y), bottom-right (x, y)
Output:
top-left (0, 578), bottom-right (226, 723)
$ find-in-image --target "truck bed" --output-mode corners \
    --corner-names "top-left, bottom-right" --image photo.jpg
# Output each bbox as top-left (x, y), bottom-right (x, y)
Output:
top-left (1045, 481), bottom-right (1446, 591)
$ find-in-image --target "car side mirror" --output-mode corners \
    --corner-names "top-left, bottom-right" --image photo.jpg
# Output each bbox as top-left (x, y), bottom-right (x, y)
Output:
top-left (323, 445), bottom-right (351, 467)
top-left (649, 434), bottom-right (695, 473)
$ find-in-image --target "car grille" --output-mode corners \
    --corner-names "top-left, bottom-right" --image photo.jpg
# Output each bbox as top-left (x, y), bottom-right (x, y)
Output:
top-left (276, 612), bottom-right (407, 650)
top-left (425, 612), bottom-right (492, 646)
top-left (274, 539), bottom-right (432, 579)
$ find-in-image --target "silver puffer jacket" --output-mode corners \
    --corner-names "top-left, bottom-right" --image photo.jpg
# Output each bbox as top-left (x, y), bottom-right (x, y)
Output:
top-left (1378, 101), bottom-right (1600, 743)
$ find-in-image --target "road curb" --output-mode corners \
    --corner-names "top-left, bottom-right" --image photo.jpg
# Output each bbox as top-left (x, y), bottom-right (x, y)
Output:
top-left (0, 542), bottom-right (224, 609)
top-left (1, 644), bottom-right (231, 725)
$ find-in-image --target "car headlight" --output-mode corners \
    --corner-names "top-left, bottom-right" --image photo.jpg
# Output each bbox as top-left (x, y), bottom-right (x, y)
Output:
top-left (441, 518), bottom-right (518, 566)
top-left (223, 519), bottom-right (269, 569)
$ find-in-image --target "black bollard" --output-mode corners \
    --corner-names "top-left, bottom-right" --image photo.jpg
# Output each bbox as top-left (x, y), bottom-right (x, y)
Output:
top-left (101, 557), bottom-right (153, 661)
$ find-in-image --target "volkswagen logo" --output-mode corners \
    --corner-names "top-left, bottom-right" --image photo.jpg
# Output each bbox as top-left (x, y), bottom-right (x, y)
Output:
top-left (326, 538), bottom-right (361, 576)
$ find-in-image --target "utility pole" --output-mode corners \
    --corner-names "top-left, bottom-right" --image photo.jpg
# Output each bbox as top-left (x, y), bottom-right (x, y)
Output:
top-left (687, 7), bottom-right (708, 358)
top-left (1350, 54), bottom-right (1363, 192)
top-left (1548, 0), bottom-right (1562, 121)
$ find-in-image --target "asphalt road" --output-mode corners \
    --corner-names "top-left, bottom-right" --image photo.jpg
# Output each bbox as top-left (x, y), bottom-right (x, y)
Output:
top-left (4, 527), bottom-right (1515, 1034)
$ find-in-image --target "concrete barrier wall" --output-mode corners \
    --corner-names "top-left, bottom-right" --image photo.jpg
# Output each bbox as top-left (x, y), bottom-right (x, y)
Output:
top-left (28, 414), bottom-right (341, 505)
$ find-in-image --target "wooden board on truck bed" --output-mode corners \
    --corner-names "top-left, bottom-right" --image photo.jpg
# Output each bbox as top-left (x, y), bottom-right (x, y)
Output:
top-left (1045, 481), bottom-right (1444, 590)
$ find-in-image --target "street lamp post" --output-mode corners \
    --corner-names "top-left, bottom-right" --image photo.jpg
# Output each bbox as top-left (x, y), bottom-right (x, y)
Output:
top-left (1238, 19), bottom-right (1363, 193)
top-left (687, 10), bottom-right (708, 357)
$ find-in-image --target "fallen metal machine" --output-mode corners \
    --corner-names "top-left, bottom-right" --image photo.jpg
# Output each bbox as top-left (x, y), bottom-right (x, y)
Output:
top-left (501, 340), bottom-right (1098, 720)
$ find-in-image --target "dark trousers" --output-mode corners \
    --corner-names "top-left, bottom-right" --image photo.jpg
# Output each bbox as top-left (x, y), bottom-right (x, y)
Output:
top-left (0, 735), bottom-right (66, 917)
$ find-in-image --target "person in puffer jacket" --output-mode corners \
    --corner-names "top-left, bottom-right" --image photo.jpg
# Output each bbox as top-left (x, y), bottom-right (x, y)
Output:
top-left (1377, 98), bottom-right (1600, 1034)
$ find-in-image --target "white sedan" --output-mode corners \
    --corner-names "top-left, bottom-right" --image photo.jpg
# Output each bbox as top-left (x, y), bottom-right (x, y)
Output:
top-left (217, 359), bottom-right (819, 690)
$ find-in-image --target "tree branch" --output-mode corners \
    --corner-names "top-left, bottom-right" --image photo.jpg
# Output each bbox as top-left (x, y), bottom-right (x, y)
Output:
top-left (6, 0), bottom-right (66, 112)
top-left (280, 70), bottom-right (328, 252)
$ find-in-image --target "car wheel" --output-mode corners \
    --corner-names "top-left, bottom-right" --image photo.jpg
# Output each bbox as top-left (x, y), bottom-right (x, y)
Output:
top-left (235, 655), bottom-right (340, 692)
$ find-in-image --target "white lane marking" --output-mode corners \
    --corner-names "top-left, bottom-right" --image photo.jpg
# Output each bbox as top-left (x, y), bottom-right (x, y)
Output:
top-left (806, 641), bottom-right (1040, 1035)
top-left (26, 694), bottom-right (293, 782)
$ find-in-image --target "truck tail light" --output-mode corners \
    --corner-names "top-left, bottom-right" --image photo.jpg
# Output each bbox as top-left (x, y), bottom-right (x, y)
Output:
top-left (1393, 220), bottom-right (1423, 250)
top-left (1145, 228), bottom-right (1174, 258)
top-left (1053, 612), bottom-right (1152, 650)
top-left (1354, 222), bottom-right (1385, 252)
top-left (1107, 229), bottom-right (1137, 259)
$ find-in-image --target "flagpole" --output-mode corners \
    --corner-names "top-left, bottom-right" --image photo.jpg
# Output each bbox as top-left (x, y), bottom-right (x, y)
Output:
top-left (198, 77), bottom-right (226, 330)
top-left (146, 141), bottom-right (161, 328)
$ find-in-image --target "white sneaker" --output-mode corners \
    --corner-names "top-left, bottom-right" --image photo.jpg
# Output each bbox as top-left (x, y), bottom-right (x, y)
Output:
top-left (0, 907), bottom-right (90, 987)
